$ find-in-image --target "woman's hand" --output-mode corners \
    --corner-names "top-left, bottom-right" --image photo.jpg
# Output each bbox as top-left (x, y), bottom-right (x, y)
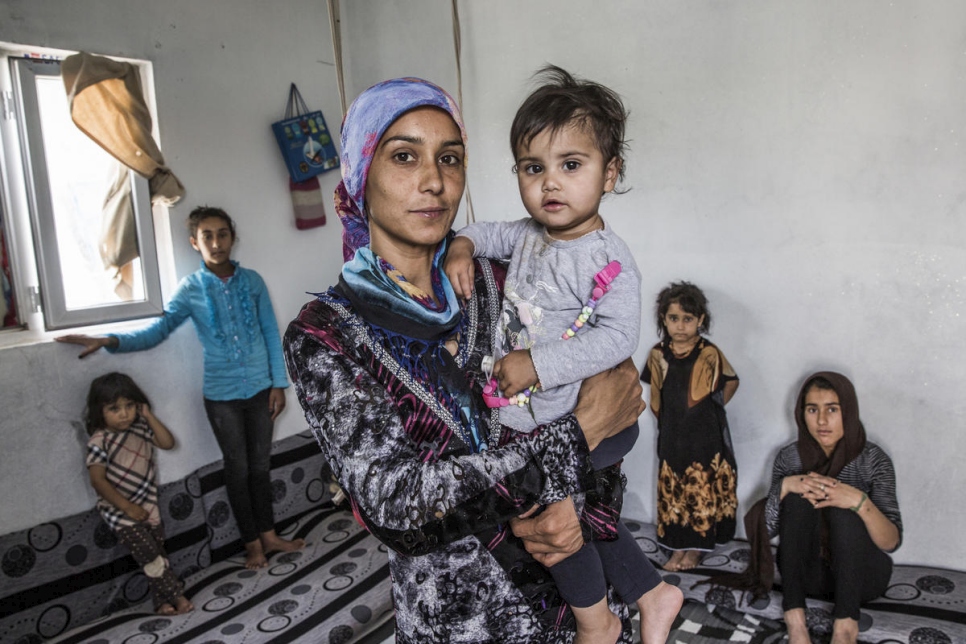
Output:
top-left (55, 334), bottom-right (115, 358)
top-left (268, 388), bottom-right (286, 421)
top-left (804, 473), bottom-right (863, 510)
top-left (509, 497), bottom-right (583, 567)
top-left (573, 358), bottom-right (646, 450)
top-left (443, 236), bottom-right (476, 300)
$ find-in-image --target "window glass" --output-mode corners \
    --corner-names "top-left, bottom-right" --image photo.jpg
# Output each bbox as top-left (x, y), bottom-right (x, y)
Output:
top-left (34, 73), bottom-right (147, 309)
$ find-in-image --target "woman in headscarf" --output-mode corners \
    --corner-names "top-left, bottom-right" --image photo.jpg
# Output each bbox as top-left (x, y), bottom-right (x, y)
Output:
top-left (283, 78), bottom-right (682, 643)
top-left (738, 372), bottom-right (901, 644)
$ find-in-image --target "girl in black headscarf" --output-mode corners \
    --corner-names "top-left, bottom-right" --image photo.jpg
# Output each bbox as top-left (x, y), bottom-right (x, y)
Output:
top-left (719, 372), bottom-right (901, 644)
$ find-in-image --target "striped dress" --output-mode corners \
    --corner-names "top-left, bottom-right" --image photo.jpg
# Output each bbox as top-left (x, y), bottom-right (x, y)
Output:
top-left (764, 442), bottom-right (902, 549)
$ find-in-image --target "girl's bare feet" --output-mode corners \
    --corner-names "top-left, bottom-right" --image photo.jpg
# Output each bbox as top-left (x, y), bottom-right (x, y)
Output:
top-left (784, 608), bottom-right (812, 644)
top-left (678, 550), bottom-right (702, 571)
top-left (831, 617), bottom-right (859, 644)
top-left (637, 581), bottom-right (684, 644)
top-left (571, 597), bottom-right (622, 644)
top-left (244, 539), bottom-right (268, 569)
top-left (173, 595), bottom-right (194, 614)
top-left (260, 529), bottom-right (305, 556)
top-left (663, 550), bottom-right (685, 571)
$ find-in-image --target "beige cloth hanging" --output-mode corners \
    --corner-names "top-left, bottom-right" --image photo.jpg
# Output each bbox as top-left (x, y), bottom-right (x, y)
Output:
top-left (61, 52), bottom-right (183, 299)
top-left (61, 52), bottom-right (184, 205)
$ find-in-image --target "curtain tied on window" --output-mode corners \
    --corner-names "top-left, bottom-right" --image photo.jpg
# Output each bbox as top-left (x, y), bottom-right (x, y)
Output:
top-left (61, 52), bottom-right (184, 205)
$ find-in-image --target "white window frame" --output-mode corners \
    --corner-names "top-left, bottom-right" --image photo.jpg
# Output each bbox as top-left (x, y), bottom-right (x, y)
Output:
top-left (0, 44), bottom-right (171, 340)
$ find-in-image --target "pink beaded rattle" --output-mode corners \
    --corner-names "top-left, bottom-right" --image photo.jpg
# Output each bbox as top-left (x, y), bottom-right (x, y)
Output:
top-left (481, 260), bottom-right (623, 409)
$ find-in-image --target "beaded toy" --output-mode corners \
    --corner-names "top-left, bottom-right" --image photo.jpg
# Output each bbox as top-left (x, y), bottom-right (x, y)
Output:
top-left (481, 260), bottom-right (623, 409)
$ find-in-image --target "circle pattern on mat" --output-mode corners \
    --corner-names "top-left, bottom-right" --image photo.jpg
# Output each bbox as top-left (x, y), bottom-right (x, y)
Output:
top-left (214, 582), bottom-right (243, 596)
top-left (123, 571), bottom-right (150, 603)
top-left (258, 615), bottom-right (291, 632)
top-left (203, 597), bottom-right (234, 612)
top-left (207, 501), bottom-right (231, 528)
top-left (220, 623), bottom-right (244, 635)
top-left (805, 607), bottom-right (832, 634)
top-left (909, 627), bottom-right (952, 644)
top-left (351, 605), bottom-right (373, 623)
top-left (291, 584), bottom-right (312, 595)
top-left (703, 586), bottom-right (735, 609)
top-left (2, 544), bottom-right (36, 577)
top-left (857, 611), bottom-right (873, 632)
top-left (729, 548), bottom-right (751, 564)
top-left (28, 523), bottom-right (62, 552)
top-left (884, 583), bottom-right (921, 601)
top-left (139, 618), bottom-right (171, 633)
top-left (634, 537), bottom-right (659, 554)
top-left (700, 554), bottom-right (730, 568)
top-left (916, 575), bottom-right (955, 595)
top-left (291, 467), bottom-right (305, 484)
top-left (93, 522), bottom-right (118, 549)
top-left (65, 544), bottom-right (88, 567)
top-left (121, 633), bottom-right (158, 644)
top-left (306, 478), bottom-right (327, 502)
top-left (328, 625), bottom-right (354, 644)
top-left (330, 561), bottom-right (357, 575)
top-left (270, 600), bottom-right (299, 615)
top-left (168, 493), bottom-right (194, 521)
top-left (37, 604), bottom-right (70, 638)
top-left (329, 518), bottom-right (353, 531)
top-left (271, 479), bottom-right (287, 503)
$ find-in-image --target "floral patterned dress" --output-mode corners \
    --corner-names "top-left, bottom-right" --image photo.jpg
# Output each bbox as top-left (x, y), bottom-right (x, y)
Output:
top-left (642, 337), bottom-right (738, 551)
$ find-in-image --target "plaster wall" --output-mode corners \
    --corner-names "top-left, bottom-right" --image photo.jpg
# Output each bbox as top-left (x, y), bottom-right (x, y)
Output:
top-left (340, 0), bottom-right (966, 570)
top-left (0, 0), bottom-right (347, 533)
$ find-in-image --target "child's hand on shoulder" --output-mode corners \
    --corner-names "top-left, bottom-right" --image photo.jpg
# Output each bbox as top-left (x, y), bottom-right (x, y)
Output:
top-left (444, 236), bottom-right (476, 300)
top-left (494, 350), bottom-right (538, 397)
top-left (138, 403), bottom-right (155, 421)
top-left (124, 502), bottom-right (149, 522)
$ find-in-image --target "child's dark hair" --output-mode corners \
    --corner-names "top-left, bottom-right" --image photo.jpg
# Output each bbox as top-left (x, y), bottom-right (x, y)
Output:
top-left (187, 205), bottom-right (236, 240)
top-left (510, 65), bottom-right (629, 187)
top-left (84, 372), bottom-right (150, 435)
top-left (655, 281), bottom-right (712, 337)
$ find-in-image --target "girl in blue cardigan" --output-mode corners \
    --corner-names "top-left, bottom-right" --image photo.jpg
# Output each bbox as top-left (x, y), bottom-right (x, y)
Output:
top-left (59, 206), bottom-right (303, 569)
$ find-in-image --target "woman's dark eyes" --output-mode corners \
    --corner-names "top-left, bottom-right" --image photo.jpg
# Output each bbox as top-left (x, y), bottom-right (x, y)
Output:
top-left (393, 152), bottom-right (414, 163)
top-left (439, 154), bottom-right (462, 165)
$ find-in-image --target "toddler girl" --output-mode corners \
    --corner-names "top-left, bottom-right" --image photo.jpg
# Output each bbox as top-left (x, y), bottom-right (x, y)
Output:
top-left (59, 206), bottom-right (302, 569)
top-left (85, 372), bottom-right (193, 615)
top-left (446, 66), bottom-right (681, 644)
top-left (641, 282), bottom-right (739, 571)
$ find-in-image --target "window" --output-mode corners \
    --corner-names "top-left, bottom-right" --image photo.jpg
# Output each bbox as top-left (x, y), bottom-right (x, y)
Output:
top-left (0, 47), bottom-right (165, 334)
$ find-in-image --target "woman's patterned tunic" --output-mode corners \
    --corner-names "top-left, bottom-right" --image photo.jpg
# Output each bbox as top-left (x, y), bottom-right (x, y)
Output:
top-left (284, 260), bottom-right (632, 643)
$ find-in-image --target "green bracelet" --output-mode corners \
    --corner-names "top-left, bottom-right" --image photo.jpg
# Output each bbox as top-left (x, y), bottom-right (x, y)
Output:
top-left (850, 492), bottom-right (868, 513)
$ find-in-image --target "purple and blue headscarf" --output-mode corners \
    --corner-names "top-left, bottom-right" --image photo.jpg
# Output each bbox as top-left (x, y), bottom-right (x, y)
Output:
top-left (335, 77), bottom-right (467, 262)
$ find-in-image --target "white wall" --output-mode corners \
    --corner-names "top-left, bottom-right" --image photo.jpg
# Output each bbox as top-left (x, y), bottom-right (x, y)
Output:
top-left (1, 0), bottom-right (963, 572)
top-left (341, 0), bottom-right (966, 570)
top-left (0, 0), bottom-right (347, 532)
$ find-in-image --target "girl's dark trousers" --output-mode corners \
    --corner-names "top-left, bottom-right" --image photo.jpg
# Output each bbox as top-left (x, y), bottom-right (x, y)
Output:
top-left (778, 493), bottom-right (893, 620)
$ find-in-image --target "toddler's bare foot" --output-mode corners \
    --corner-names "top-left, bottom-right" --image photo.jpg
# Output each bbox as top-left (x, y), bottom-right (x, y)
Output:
top-left (244, 539), bottom-right (268, 569)
top-left (830, 617), bottom-right (858, 644)
top-left (260, 529), bottom-right (305, 555)
top-left (173, 595), bottom-right (194, 614)
top-left (157, 603), bottom-right (176, 615)
top-left (638, 581), bottom-right (684, 644)
top-left (679, 550), bottom-right (703, 571)
top-left (784, 608), bottom-right (812, 644)
top-left (571, 598), bottom-right (622, 644)
top-left (663, 550), bottom-right (685, 571)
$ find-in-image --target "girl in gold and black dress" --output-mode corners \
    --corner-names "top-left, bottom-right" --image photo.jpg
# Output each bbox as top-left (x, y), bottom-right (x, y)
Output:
top-left (641, 282), bottom-right (739, 571)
